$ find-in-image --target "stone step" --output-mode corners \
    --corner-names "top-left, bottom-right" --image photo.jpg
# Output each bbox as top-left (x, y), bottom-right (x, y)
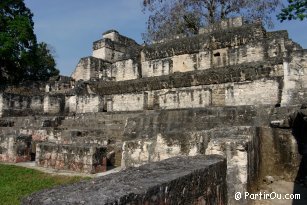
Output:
top-left (0, 116), bottom-right (63, 128)
top-left (58, 128), bottom-right (124, 144)
top-left (60, 117), bottom-right (126, 127)
top-left (123, 107), bottom-right (258, 139)
top-left (71, 111), bottom-right (141, 120)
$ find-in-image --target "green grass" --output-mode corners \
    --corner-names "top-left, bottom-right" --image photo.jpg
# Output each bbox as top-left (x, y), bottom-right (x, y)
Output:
top-left (0, 164), bottom-right (86, 205)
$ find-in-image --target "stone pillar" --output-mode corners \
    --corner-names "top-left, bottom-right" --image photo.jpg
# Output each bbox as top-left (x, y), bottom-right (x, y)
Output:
top-left (43, 95), bottom-right (50, 114)
top-left (65, 96), bottom-right (77, 113)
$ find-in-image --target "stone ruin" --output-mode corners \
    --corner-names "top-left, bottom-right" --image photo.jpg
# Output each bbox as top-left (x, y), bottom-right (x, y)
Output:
top-left (0, 17), bottom-right (306, 204)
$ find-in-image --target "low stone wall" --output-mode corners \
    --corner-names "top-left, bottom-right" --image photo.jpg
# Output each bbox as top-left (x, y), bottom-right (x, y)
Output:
top-left (0, 116), bottom-right (63, 143)
top-left (22, 155), bottom-right (227, 205)
top-left (0, 134), bottom-right (32, 163)
top-left (122, 126), bottom-right (259, 205)
top-left (106, 79), bottom-right (280, 112)
top-left (36, 142), bottom-right (107, 173)
top-left (0, 93), bottom-right (66, 117)
top-left (0, 93), bottom-right (44, 117)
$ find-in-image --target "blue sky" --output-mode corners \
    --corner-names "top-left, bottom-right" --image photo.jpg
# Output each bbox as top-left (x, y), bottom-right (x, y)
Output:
top-left (24, 0), bottom-right (307, 76)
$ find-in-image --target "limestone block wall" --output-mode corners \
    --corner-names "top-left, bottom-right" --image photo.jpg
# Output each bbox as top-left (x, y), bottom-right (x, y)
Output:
top-left (159, 86), bottom-right (211, 109)
top-left (140, 23), bottom-right (267, 78)
top-left (112, 93), bottom-right (144, 111)
top-left (225, 79), bottom-right (280, 106)
top-left (166, 53), bottom-right (197, 72)
top-left (36, 142), bottom-right (107, 173)
top-left (112, 59), bottom-right (139, 81)
top-left (122, 128), bottom-right (259, 205)
top-left (30, 96), bottom-right (44, 111)
top-left (65, 95), bottom-right (104, 114)
top-left (92, 31), bottom-right (140, 63)
top-left (23, 155), bottom-right (227, 205)
top-left (0, 93), bottom-right (44, 117)
top-left (20, 128), bottom-right (57, 142)
top-left (72, 57), bottom-right (92, 81)
top-left (204, 129), bottom-right (260, 205)
top-left (121, 107), bottom-right (261, 205)
top-left (199, 16), bottom-right (243, 34)
top-left (141, 57), bottom-right (173, 77)
top-left (108, 79), bottom-right (280, 112)
top-left (43, 95), bottom-right (65, 114)
top-left (281, 50), bottom-right (307, 106)
top-left (141, 43), bottom-right (266, 78)
top-left (219, 42), bottom-right (265, 66)
top-left (122, 133), bottom-right (201, 168)
top-left (266, 34), bottom-right (287, 58)
top-left (92, 41), bottom-right (125, 62)
top-left (75, 95), bottom-right (103, 113)
top-left (258, 127), bottom-right (300, 181)
top-left (198, 50), bottom-right (212, 70)
top-left (71, 57), bottom-right (111, 81)
top-left (0, 134), bottom-right (32, 163)
top-left (142, 53), bottom-right (205, 77)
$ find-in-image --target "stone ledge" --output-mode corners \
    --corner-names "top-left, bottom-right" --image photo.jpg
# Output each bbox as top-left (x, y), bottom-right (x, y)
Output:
top-left (143, 23), bottom-right (265, 61)
top-left (22, 155), bottom-right (227, 205)
top-left (93, 61), bottom-right (283, 95)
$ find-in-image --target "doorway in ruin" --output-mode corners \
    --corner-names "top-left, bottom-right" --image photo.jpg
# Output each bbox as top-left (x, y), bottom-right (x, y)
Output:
top-left (30, 141), bottom-right (36, 161)
top-left (144, 92), bottom-right (149, 110)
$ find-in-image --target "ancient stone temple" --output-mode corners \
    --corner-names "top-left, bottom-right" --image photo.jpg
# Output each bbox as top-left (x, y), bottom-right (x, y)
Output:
top-left (1, 17), bottom-right (307, 204)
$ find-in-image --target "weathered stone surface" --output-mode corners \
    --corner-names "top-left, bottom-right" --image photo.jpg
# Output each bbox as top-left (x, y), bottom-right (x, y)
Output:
top-left (281, 49), bottom-right (307, 106)
top-left (122, 125), bottom-right (260, 205)
top-left (142, 23), bottom-right (265, 61)
top-left (93, 61), bottom-right (283, 95)
top-left (0, 134), bottom-right (32, 163)
top-left (71, 57), bottom-right (112, 81)
top-left (36, 142), bottom-right (107, 173)
top-left (22, 155), bottom-right (227, 205)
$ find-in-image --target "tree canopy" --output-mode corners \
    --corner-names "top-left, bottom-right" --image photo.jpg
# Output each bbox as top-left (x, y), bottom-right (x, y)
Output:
top-left (0, 0), bottom-right (59, 85)
top-left (277, 0), bottom-right (307, 21)
top-left (142, 0), bottom-right (283, 43)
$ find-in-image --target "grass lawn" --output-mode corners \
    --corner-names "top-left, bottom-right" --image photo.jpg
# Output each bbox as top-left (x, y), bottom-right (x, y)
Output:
top-left (0, 164), bottom-right (86, 205)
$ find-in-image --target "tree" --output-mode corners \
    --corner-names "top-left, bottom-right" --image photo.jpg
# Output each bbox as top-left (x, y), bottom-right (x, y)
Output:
top-left (0, 0), bottom-right (59, 84)
top-left (25, 42), bottom-right (59, 81)
top-left (142, 0), bottom-right (283, 43)
top-left (277, 0), bottom-right (307, 21)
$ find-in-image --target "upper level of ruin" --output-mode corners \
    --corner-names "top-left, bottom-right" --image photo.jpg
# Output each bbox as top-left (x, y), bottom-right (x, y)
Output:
top-left (0, 17), bottom-right (306, 117)
top-left (71, 17), bottom-right (302, 82)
